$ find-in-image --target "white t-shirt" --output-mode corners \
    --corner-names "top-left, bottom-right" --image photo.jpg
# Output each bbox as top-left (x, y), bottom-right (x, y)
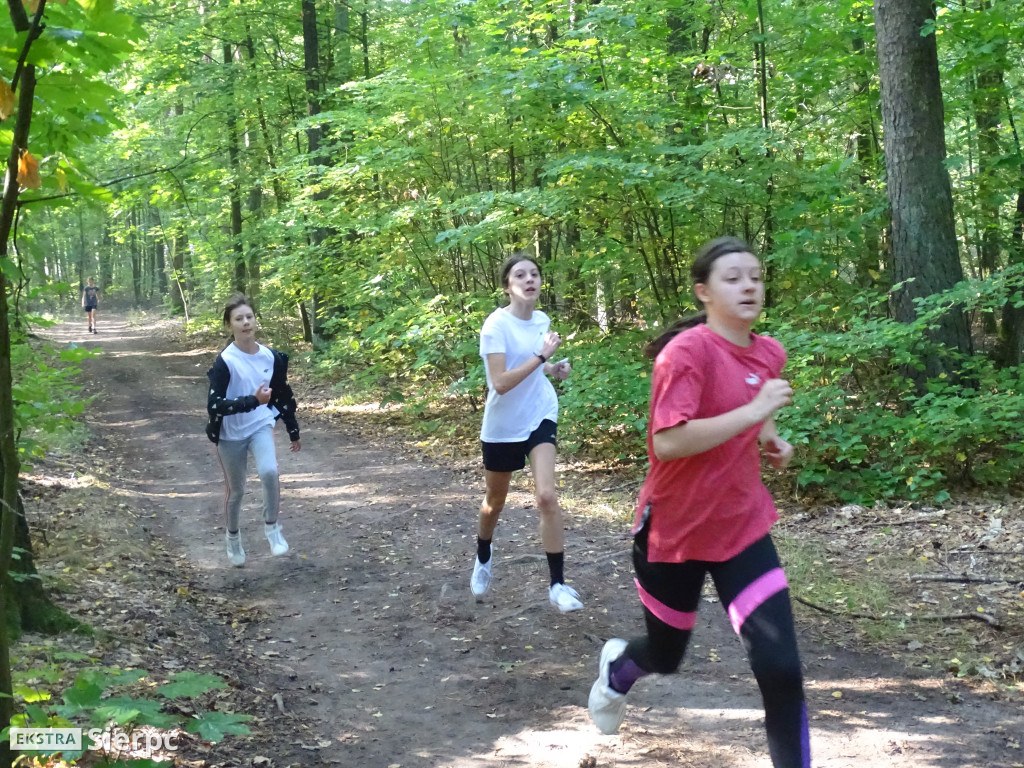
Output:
top-left (220, 342), bottom-right (279, 441)
top-left (479, 308), bottom-right (558, 442)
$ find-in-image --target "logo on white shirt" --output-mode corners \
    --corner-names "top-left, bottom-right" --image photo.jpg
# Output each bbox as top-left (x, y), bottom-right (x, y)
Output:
top-left (745, 373), bottom-right (761, 386)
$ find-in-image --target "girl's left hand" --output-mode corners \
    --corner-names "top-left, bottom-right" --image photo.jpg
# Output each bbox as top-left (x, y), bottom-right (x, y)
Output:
top-left (762, 436), bottom-right (793, 469)
top-left (552, 358), bottom-right (571, 381)
top-left (290, 440), bottom-right (302, 452)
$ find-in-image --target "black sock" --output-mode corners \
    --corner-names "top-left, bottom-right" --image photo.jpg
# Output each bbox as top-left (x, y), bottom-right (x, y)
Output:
top-left (477, 537), bottom-right (492, 564)
top-left (546, 551), bottom-right (565, 586)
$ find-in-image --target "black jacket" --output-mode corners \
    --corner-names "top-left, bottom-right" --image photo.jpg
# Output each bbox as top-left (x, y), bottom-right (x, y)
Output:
top-left (205, 345), bottom-right (300, 444)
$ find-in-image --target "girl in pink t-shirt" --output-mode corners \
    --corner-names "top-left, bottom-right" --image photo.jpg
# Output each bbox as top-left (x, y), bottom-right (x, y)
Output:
top-left (587, 237), bottom-right (810, 768)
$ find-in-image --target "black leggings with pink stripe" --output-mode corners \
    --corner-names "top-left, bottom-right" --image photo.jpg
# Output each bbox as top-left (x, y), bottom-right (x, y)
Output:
top-left (616, 528), bottom-right (810, 768)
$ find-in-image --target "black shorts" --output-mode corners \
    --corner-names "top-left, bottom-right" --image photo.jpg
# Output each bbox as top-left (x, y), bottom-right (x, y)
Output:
top-left (481, 419), bottom-right (557, 473)
top-left (84, 305), bottom-right (97, 313)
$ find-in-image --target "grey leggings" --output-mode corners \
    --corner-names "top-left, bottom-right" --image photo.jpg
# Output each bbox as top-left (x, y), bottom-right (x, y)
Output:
top-left (217, 425), bottom-right (279, 531)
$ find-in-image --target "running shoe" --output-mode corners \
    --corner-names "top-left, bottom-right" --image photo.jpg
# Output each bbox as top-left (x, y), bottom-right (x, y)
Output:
top-left (471, 551), bottom-right (493, 597)
top-left (588, 638), bottom-right (629, 733)
top-left (265, 522), bottom-right (289, 556)
top-left (225, 531), bottom-right (245, 567)
top-left (549, 582), bottom-right (584, 612)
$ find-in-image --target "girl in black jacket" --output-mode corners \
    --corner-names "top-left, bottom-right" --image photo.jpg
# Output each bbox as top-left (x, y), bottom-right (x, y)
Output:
top-left (206, 294), bottom-right (301, 566)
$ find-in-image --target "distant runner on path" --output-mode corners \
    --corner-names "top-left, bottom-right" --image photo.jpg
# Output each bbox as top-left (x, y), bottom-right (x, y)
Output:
top-left (82, 277), bottom-right (99, 334)
top-left (205, 294), bottom-right (302, 567)
top-left (587, 237), bottom-right (811, 768)
top-left (470, 250), bottom-right (584, 613)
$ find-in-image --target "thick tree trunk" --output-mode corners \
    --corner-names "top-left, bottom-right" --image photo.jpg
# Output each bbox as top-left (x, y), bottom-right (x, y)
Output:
top-left (8, 495), bottom-right (79, 635)
top-left (874, 0), bottom-right (972, 379)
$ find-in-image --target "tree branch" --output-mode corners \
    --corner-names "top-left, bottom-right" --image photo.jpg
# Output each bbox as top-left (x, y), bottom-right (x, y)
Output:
top-left (910, 574), bottom-right (1023, 585)
top-left (794, 595), bottom-right (1004, 630)
top-left (10, 0), bottom-right (46, 93)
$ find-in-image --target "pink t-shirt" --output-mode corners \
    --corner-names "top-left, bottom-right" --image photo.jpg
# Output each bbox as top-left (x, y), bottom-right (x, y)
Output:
top-left (634, 323), bottom-right (787, 563)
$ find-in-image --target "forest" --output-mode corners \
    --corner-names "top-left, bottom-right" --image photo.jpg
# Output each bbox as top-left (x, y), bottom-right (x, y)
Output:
top-left (2, 0), bottom-right (1023, 500)
top-left (2, 0), bottom-right (1024, 765)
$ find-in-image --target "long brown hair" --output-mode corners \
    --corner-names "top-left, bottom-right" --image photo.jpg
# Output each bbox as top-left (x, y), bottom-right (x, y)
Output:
top-left (644, 236), bottom-right (755, 358)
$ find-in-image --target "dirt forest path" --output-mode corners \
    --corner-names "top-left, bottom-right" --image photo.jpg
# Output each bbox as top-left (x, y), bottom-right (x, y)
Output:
top-left (47, 314), bottom-right (1024, 768)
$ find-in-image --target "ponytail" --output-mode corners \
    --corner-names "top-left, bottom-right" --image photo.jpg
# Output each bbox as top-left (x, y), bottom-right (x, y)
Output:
top-left (644, 312), bottom-right (707, 358)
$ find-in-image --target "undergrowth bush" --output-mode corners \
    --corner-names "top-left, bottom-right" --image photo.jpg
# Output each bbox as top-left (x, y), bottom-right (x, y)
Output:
top-left (18, 317), bottom-right (97, 464)
top-left (772, 269), bottom-right (1024, 503)
top-left (5, 647), bottom-right (251, 763)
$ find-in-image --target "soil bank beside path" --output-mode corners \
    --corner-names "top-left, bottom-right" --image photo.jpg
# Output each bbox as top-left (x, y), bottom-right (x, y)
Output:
top-left (48, 314), bottom-right (1024, 767)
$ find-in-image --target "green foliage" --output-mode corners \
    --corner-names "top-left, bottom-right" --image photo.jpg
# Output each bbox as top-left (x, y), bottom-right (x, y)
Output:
top-left (155, 671), bottom-right (227, 700)
top-left (14, 0), bottom-right (1024, 506)
top-left (12, 335), bottom-right (96, 464)
top-left (8, 656), bottom-right (250, 760)
top-left (773, 268), bottom-right (1024, 503)
top-left (556, 329), bottom-right (650, 460)
top-left (185, 711), bottom-right (254, 742)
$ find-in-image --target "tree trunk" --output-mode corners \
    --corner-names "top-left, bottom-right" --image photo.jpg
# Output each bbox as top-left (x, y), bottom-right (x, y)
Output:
top-left (169, 228), bottom-right (187, 316)
top-left (755, 0), bottom-right (775, 308)
top-left (8, 495), bottom-right (79, 635)
top-left (100, 225), bottom-right (113, 291)
top-left (997, 181), bottom-right (1024, 364)
top-left (971, 3), bottom-right (1004, 334)
top-left (851, 15), bottom-right (884, 287)
top-left (0, 15), bottom-right (36, 758)
top-left (223, 33), bottom-right (246, 295)
top-left (873, 0), bottom-right (972, 379)
top-left (303, 0), bottom-right (334, 345)
top-left (130, 208), bottom-right (142, 305)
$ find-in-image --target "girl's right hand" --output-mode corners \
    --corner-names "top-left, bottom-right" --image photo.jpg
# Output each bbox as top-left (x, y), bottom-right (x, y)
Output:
top-left (254, 381), bottom-right (272, 405)
top-left (540, 331), bottom-right (562, 359)
top-left (749, 378), bottom-right (792, 421)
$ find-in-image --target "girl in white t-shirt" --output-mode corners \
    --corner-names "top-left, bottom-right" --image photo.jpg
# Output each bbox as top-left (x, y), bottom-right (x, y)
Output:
top-left (471, 252), bottom-right (584, 612)
top-left (206, 294), bottom-right (302, 567)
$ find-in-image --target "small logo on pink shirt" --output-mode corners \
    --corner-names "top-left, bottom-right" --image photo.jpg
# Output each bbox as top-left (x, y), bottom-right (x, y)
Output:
top-left (745, 373), bottom-right (761, 386)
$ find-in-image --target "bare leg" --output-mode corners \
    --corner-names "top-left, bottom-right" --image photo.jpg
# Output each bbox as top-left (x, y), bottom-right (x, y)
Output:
top-left (479, 470), bottom-right (511, 540)
top-left (528, 442), bottom-right (563, 552)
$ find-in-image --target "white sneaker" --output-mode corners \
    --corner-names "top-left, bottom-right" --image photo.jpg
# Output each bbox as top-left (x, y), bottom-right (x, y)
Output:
top-left (548, 582), bottom-right (584, 612)
top-left (588, 638), bottom-right (629, 734)
top-left (470, 551), bottom-right (493, 597)
top-left (265, 523), bottom-right (289, 556)
top-left (225, 531), bottom-right (245, 567)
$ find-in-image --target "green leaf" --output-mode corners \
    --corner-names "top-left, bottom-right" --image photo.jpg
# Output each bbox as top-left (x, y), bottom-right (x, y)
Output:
top-left (186, 711), bottom-right (253, 742)
top-left (157, 671), bottom-right (227, 699)
top-left (56, 680), bottom-right (103, 717)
